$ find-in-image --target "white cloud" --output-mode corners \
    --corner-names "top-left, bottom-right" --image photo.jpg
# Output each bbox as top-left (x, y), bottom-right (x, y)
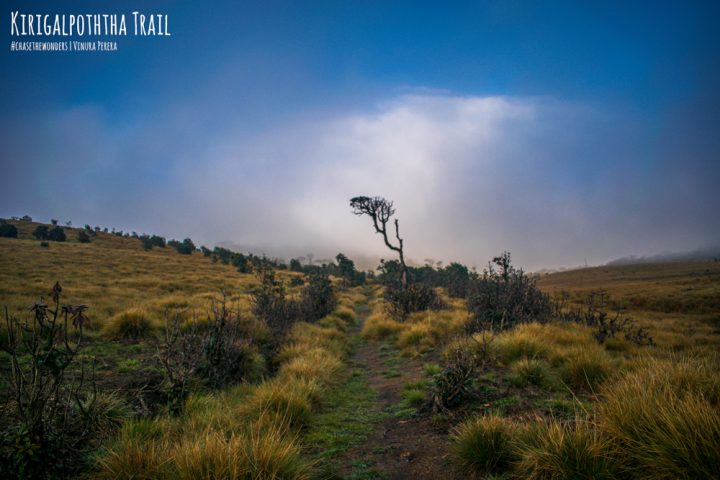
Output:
top-left (3, 92), bottom-right (717, 270)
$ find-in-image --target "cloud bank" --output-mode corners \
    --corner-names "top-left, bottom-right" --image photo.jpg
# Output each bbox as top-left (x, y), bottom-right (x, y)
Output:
top-left (1, 93), bottom-right (717, 270)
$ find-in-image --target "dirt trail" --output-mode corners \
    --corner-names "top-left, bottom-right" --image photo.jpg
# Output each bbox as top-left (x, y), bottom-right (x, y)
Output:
top-left (336, 320), bottom-right (453, 479)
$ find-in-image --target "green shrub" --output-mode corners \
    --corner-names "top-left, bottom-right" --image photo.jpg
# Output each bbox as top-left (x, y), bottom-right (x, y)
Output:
top-left (0, 222), bottom-right (18, 238)
top-left (47, 226), bottom-right (66, 241)
top-left (77, 230), bottom-right (92, 243)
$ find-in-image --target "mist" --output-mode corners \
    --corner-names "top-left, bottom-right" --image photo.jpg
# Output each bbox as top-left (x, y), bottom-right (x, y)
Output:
top-left (1, 92), bottom-right (718, 271)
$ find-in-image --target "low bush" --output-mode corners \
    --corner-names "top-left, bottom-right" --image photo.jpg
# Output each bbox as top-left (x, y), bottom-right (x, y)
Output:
top-left (384, 283), bottom-right (446, 320)
top-left (77, 230), bottom-right (92, 243)
top-left (467, 252), bottom-right (552, 332)
top-left (0, 221), bottom-right (18, 238)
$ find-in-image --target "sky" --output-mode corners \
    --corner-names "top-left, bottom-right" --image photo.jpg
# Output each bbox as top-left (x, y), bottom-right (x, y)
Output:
top-left (1, 1), bottom-right (719, 270)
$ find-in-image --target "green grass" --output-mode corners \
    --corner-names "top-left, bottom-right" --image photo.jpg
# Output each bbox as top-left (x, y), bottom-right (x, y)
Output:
top-left (305, 368), bottom-right (386, 461)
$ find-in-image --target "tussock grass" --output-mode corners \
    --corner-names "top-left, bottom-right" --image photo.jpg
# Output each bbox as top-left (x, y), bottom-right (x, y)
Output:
top-left (103, 307), bottom-right (156, 340)
top-left (361, 313), bottom-right (404, 340)
top-left (451, 414), bottom-right (520, 476)
top-left (556, 347), bottom-right (612, 391)
top-left (508, 358), bottom-right (553, 388)
top-left (516, 419), bottom-right (619, 480)
top-left (278, 348), bottom-right (344, 387)
top-left (597, 356), bottom-right (720, 479)
top-left (491, 322), bottom-right (615, 391)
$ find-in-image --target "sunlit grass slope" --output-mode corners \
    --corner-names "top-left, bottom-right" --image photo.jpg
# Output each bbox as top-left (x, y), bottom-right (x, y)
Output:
top-left (0, 221), bottom-right (299, 328)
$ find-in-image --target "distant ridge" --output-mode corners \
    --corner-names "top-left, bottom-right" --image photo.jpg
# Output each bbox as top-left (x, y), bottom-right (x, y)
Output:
top-left (606, 246), bottom-right (720, 266)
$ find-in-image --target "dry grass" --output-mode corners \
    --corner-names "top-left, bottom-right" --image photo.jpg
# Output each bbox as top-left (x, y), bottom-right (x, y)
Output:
top-left (451, 414), bottom-right (520, 476)
top-left (597, 356), bottom-right (720, 479)
top-left (516, 419), bottom-right (619, 480)
top-left (94, 291), bottom-right (365, 478)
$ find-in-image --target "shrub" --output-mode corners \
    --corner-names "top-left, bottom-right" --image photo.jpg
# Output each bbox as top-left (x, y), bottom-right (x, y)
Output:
top-left (78, 230), bottom-right (92, 243)
top-left (516, 419), bottom-right (619, 480)
top-left (169, 238), bottom-right (195, 255)
top-left (299, 272), bottom-right (336, 322)
top-left (198, 296), bottom-right (262, 388)
top-left (104, 308), bottom-right (155, 341)
top-left (384, 282), bottom-right (446, 320)
top-left (32, 224), bottom-right (49, 240)
top-left (251, 267), bottom-right (299, 347)
top-left (1, 283), bottom-right (94, 479)
top-left (47, 226), bottom-right (67, 241)
top-left (557, 292), bottom-right (654, 347)
top-left (467, 252), bottom-right (552, 332)
top-left (0, 221), bottom-right (18, 238)
top-left (451, 414), bottom-right (520, 476)
top-left (432, 342), bottom-right (478, 411)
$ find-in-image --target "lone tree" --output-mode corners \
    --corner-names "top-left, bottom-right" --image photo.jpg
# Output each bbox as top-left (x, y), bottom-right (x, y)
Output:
top-left (350, 196), bottom-right (408, 288)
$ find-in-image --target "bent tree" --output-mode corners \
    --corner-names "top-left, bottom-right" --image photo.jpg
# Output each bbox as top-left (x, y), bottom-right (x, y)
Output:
top-left (350, 196), bottom-right (409, 289)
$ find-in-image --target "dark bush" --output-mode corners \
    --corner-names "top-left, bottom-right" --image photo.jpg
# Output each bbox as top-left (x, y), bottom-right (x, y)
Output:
top-left (1, 283), bottom-right (96, 479)
top-left (467, 252), bottom-right (552, 332)
top-left (0, 222), bottom-right (18, 238)
top-left (556, 291), bottom-right (654, 346)
top-left (443, 262), bottom-right (471, 298)
top-left (32, 225), bottom-right (49, 240)
top-left (251, 267), bottom-right (298, 342)
top-left (169, 238), bottom-right (195, 255)
top-left (385, 282), bottom-right (446, 321)
top-left (47, 226), bottom-right (66, 242)
top-left (77, 230), bottom-right (92, 243)
top-left (289, 258), bottom-right (303, 272)
top-left (300, 272), bottom-right (337, 322)
top-left (199, 296), bottom-right (259, 389)
top-left (433, 343), bottom-right (478, 412)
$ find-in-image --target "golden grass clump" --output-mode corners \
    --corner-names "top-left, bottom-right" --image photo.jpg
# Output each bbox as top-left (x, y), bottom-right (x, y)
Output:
top-left (361, 312), bottom-right (404, 340)
top-left (516, 419), bottom-right (619, 480)
top-left (494, 324), bottom-right (553, 363)
top-left (96, 439), bottom-right (171, 479)
top-left (556, 346), bottom-right (613, 391)
top-left (240, 378), bottom-right (318, 430)
top-left (332, 305), bottom-right (357, 324)
top-left (451, 414), bottom-right (520, 477)
top-left (103, 307), bottom-right (156, 340)
top-left (597, 356), bottom-right (720, 479)
top-left (508, 358), bottom-right (553, 388)
top-left (278, 347), bottom-right (344, 387)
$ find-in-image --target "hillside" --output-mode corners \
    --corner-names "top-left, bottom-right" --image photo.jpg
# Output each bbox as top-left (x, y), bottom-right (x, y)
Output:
top-left (1, 222), bottom-right (719, 479)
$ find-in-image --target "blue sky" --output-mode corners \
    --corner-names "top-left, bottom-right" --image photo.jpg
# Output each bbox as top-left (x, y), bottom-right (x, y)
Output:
top-left (1, 1), bottom-right (719, 269)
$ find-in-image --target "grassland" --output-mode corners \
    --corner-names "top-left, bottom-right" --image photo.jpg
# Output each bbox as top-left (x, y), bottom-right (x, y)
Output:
top-left (1, 219), bottom-right (719, 479)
